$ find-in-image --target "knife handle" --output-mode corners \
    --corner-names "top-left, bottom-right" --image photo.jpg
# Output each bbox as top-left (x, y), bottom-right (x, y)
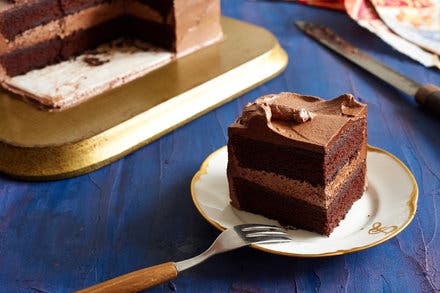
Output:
top-left (415, 84), bottom-right (440, 116)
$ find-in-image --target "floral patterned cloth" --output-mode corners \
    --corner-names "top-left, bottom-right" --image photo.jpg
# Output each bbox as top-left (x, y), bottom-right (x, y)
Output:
top-left (278, 0), bottom-right (440, 68)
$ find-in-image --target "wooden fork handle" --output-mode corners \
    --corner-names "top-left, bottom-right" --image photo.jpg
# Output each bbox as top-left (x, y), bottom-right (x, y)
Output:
top-left (75, 262), bottom-right (178, 293)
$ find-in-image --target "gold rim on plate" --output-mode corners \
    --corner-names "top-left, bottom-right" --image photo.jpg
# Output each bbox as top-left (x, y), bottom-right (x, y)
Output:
top-left (190, 145), bottom-right (418, 257)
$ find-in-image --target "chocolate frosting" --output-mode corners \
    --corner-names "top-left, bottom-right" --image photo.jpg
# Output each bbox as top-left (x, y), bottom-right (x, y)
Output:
top-left (230, 92), bottom-right (367, 152)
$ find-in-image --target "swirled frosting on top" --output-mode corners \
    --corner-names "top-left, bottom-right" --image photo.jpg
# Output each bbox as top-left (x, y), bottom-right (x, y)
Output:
top-left (231, 92), bottom-right (367, 152)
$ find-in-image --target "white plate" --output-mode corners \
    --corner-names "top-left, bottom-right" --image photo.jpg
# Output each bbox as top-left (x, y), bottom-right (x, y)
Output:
top-left (191, 146), bottom-right (418, 257)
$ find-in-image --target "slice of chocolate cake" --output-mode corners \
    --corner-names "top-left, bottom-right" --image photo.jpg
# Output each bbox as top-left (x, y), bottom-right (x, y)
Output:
top-left (227, 92), bottom-right (367, 236)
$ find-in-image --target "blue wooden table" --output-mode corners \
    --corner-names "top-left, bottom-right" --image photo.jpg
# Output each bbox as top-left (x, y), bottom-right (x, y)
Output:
top-left (1, 1), bottom-right (439, 292)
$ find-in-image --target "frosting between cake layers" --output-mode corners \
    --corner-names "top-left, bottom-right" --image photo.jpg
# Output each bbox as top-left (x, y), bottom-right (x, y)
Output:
top-left (0, 2), bottom-right (127, 55)
top-left (228, 143), bottom-right (367, 209)
top-left (63, 2), bottom-right (126, 36)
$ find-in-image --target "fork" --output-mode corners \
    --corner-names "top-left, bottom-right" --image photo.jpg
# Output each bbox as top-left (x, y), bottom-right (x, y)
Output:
top-left (76, 224), bottom-right (292, 293)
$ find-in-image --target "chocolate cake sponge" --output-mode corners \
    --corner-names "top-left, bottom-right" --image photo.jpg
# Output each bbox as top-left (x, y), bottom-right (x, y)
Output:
top-left (0, 0), bottom-right (222, 77)
top-left (227, 92), bottom-right (367, 236)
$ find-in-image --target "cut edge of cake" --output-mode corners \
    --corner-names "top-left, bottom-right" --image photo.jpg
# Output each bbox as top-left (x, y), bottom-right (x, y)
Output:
top-left (0, 0), bottom-right (222, 110)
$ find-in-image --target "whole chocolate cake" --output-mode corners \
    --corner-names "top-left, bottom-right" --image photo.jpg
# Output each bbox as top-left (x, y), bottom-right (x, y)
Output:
top-left (227, 92), bottom-right (367, 235)
top-left (0, 0), bottom-right (222, 77)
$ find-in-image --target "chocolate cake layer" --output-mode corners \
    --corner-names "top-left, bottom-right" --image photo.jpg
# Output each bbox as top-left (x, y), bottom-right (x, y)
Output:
top-left (0, 18), bottom-right (126, 77)
top-left (0, 0), bottom-right (63, 41)
top-left (228, 143), bottom-right (367, 208)
top-left (0, 37), bottom-right (62, 77)
top-left (229, 162), bottom-right (366, 235)
top-left (0, 1), bottom-right (119, 41)
top-left (61, 17), bottom-right (129, 60)
top-left (135, 0), bottom-right (174, 21)
top-left (125, 0), bottom-right (170, 24)
top-left (0, 2), bottom-right (125, 55)
top-left (325, 117), bottom-right (366, 181)
top-left (229, 117), bottom-right (366, 186)
top-left (124, 16), bottom-right (175, 51)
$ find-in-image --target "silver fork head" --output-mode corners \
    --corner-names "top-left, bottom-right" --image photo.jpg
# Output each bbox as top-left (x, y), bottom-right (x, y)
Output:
top-left (174, 224), bottom-right (292, 272)
top-left (234, 224), bottom-right (293, 245)
top-left (211, 224), bottom-right (292, 254)
top-left (210, 224), bottom-right (292, 253)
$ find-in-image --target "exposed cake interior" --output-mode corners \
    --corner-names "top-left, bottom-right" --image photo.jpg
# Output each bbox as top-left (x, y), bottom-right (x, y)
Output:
top-left (227, 92), bottom-right (367, 235)
top-left (0, 0), bottom-right (222, 77)
top-left (0, 0), bottom-right (222, 110)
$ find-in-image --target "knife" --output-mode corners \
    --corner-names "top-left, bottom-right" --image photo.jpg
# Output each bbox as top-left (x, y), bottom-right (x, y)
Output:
top-left (295, 21), bottom-right (440, 116)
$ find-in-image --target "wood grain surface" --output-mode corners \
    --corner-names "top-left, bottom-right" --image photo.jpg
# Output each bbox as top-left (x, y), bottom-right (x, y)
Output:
top-left (76, 262), bottom-right (177, 293)
top-left (0, 1), bottom-right (439, 292)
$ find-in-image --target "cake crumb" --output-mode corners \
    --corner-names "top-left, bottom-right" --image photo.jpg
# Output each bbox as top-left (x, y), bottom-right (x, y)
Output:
top-left (83, 57), bottom-right (110, 66)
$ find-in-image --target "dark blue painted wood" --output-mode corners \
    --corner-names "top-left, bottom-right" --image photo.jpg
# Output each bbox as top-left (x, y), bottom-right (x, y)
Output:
top-left (1, 1), bottom-right (439, 292)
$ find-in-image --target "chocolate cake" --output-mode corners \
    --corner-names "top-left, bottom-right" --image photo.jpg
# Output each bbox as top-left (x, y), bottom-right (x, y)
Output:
top-left (227, 92), bottom-right (367, 236)
top-left (0, 0), bottom-right (222, 77)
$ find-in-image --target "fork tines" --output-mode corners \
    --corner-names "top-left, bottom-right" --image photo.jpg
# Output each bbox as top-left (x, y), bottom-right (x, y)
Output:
top-left (234, 224), bottom-right (292, 244)
top-left (239, 224), bottom-right (285, 232)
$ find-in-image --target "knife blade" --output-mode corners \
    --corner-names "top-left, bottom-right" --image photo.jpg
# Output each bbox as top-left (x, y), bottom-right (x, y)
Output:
top-left (295, 21), bottom-right (440, 116)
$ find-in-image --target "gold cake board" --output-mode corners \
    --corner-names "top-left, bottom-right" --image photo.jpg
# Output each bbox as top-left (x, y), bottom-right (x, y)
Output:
top-left (0, 17), bottom-right (288, 180)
